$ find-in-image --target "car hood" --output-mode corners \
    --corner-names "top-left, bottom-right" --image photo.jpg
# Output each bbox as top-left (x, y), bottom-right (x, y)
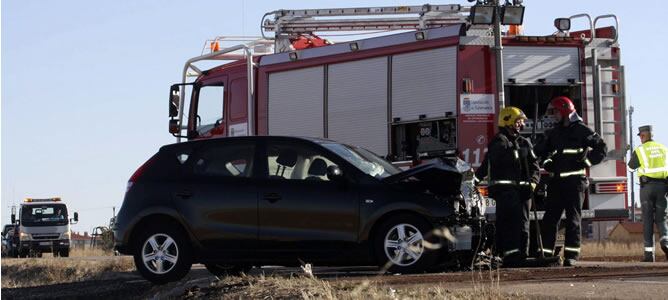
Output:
top-left (382, 161), bottom-right (463, 196)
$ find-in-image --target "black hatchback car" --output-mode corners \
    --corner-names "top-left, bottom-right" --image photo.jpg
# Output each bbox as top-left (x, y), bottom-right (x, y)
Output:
top-left (114, 136), bottom-right (484, 284)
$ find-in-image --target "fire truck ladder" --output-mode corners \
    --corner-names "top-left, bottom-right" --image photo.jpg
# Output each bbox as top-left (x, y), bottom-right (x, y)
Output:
top-left (261, 4), bottom-right (471, 52)
top-left (588, 14), bottom-right (626, 160)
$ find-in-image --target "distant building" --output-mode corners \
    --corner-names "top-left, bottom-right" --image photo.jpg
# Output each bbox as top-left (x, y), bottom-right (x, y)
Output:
top-left (584, 220), bottom-right (620, 241)
top-left (608, 222), bottom-right (659, 243)
top-left (71, 231), bottom-right (90, 249)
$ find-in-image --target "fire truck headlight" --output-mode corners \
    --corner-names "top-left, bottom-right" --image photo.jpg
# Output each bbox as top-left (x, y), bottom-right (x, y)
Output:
top-left (19, 232), bottom-right (31, 241)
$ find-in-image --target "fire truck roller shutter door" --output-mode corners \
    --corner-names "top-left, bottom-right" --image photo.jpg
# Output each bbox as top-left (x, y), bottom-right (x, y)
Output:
top-left (503, 46), bottom-right (580, 84)
top-left (327, 57), bottom-right (388, 156)
top-left (392, 47), bottom-right (457, 121)
top-left (268, 66), bottom-right (325, 138)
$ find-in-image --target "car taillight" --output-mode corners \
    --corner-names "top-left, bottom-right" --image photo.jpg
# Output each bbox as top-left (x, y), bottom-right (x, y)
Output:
top-left (127, 155), bottom-right (157, 193)
top-left (593, 181), bottom-right (627, 194)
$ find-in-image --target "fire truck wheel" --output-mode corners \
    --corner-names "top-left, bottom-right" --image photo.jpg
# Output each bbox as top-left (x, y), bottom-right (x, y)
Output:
top-left (373, 214), bottom-right (439, 274)
top-left (133, 224), bottom-right (192, 284)
top-left (204, 263), bottom-right (251, 277)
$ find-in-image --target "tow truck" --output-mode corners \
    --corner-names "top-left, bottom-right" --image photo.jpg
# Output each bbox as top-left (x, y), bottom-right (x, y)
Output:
top-left (11, 198), bottom-right (78, 257)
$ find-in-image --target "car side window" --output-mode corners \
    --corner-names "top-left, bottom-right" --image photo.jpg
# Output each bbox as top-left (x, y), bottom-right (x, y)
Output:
top-left (265, 142), bottom-right (337, 181)
top-left (193, 142), bottom-right (255, 178)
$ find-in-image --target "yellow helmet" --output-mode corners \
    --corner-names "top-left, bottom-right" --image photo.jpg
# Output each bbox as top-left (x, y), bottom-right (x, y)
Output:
top-left (498, 106), bottom-right (527, 127)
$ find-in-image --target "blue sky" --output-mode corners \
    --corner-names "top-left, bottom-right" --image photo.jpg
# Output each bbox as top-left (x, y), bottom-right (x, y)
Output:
top-left (2, 0), bottom-right (666, 232)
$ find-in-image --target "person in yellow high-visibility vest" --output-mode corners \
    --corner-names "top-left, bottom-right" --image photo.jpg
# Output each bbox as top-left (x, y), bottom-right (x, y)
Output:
top-left (628, 125), bottom-right (668, 262)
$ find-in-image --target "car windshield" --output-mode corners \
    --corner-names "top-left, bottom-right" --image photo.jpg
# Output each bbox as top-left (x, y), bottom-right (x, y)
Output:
top-left (322, 143), bottom-right (401, 179)
top-left (20, 204), bottom-right (68, 227)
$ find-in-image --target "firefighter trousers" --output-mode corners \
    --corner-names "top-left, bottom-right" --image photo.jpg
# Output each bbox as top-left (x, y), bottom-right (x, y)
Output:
top-left (541, 177), bottom-right (587, 260)
top-left (491, 186), bottom-right (530, 263)
top-left (640, 182), bottom-right (668, 253)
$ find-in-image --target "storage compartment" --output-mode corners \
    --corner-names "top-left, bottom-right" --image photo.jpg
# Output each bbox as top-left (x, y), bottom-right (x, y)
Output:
top-left (504, 85), bottom-right (582, 140)
top-left (391, 118), bottom-right (457, 161)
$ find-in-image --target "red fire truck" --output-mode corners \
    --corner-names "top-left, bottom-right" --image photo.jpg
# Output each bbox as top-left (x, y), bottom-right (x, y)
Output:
top-left (167, 4), bottom-right (629, 230)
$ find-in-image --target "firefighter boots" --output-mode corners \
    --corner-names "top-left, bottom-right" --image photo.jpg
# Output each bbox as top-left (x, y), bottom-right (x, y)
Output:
top-left (563, 258), bottom-right (577, 267)
top-left (643, 251), bottom-right (655, 263)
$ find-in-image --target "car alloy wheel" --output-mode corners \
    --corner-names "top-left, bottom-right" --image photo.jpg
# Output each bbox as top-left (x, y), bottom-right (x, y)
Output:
top-left (142, 233), bottom-right (179, 275)
top-left (383, 223), bottom-right (424, 267)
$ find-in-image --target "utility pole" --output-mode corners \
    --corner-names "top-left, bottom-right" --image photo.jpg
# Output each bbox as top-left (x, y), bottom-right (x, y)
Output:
top-left (493, 0), bottom-right (506, 112)
top-left (628, 105), bottom-right (636, 222)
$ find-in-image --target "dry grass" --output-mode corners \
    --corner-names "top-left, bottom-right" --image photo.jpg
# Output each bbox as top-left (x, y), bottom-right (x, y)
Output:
top-left (186, 273), bottom-right (526, 300)
top-left (1, 255), bottom-right (134, 288)
top-left (69, 247), bottom-right (115, 257)
top-left (581, 241), bottom-right (644, 257)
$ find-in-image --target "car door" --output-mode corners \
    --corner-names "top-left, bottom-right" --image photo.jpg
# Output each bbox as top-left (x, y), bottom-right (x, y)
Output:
top-left (172, 139), bottom-right (259, 258)
top-left (257, 138), bottom-right (359, 260)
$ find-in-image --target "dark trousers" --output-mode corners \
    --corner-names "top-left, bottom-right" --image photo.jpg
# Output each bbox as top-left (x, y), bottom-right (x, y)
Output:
top-left (491, 186), bottom-right (530, 262)
top-left (640, 182), bottom-right (668, 253)
top-left (541, 177), bottom-right (587, 259)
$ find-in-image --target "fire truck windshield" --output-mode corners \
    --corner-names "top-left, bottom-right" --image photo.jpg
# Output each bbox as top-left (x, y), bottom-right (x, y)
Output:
top-left (323, 143), bottom-right (400, 179)
top-left (20, 204), bottom-right (68, 227)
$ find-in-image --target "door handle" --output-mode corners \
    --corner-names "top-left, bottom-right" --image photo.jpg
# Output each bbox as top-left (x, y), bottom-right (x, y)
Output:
top-left (175, 190), bottom-right (193, 199)
top-left (263, 192), bottom-right (281, 203)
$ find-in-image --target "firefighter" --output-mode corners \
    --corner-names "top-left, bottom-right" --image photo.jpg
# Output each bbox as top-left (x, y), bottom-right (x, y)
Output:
top-left (475, 106), bottom-right (540, 267)
top-left (627, 125), bottom-right (668, 262)
top-left (536, 96), bottom-right (607, 267)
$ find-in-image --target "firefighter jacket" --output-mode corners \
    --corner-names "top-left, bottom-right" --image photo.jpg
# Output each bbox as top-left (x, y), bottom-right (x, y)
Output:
top-left (475, 128), bottom-right (541, 190)
top-left (628, 140), bottom-right (668, 180)
top-left (535, 120), bottom-right (607, 178)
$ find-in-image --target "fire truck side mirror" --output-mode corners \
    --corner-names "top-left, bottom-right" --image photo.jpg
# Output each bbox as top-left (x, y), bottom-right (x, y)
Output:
top-left (11, 214), bottom-right (15, 224)
top-left (169, 85), bottom-right (180, 118)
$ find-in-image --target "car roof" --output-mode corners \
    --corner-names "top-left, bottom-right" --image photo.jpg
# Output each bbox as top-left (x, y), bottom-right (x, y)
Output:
top-left (159, 136), bottom-right (340, 151)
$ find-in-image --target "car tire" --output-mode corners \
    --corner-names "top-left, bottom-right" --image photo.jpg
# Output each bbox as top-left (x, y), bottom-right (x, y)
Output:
top-left (58, 249), bottom-right (70, 257)
top-left (133, 224), bottom-right (193, 284)
top-left (373, 214), bottom-right (439, 274)
top-left (204, 263), bottom-right (251, 277)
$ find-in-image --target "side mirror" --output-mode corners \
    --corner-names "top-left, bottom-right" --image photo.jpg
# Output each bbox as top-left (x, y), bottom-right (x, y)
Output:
top-left (169, 119), bottom-right (180, 134)
top-left (11, 214), bottom-right (15, 224)
top-left (71, 212), bottom-right (79, 224)
top-left (169, 85), bottom-right (180, 118)
top-left (326, 165), bottom-right (344, 181)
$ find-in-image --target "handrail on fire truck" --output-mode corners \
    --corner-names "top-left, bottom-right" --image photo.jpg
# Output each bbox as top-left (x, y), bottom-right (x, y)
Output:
top-left (567, 14), bottom-right (594, 45)
top-left (593, 14), bottom-right (619, 45)
top-left (261, 4), bottom-right (470, 52)
top-left (178, 38), bottom-right (274, 140)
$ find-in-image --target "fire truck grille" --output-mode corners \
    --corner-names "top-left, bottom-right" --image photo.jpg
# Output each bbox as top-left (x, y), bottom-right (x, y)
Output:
top-left (32, 234), bottom-right (60, 240)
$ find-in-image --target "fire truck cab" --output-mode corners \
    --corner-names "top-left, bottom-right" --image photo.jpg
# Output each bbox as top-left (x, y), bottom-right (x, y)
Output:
top-left (168, 4), bottom-right (629, 229)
